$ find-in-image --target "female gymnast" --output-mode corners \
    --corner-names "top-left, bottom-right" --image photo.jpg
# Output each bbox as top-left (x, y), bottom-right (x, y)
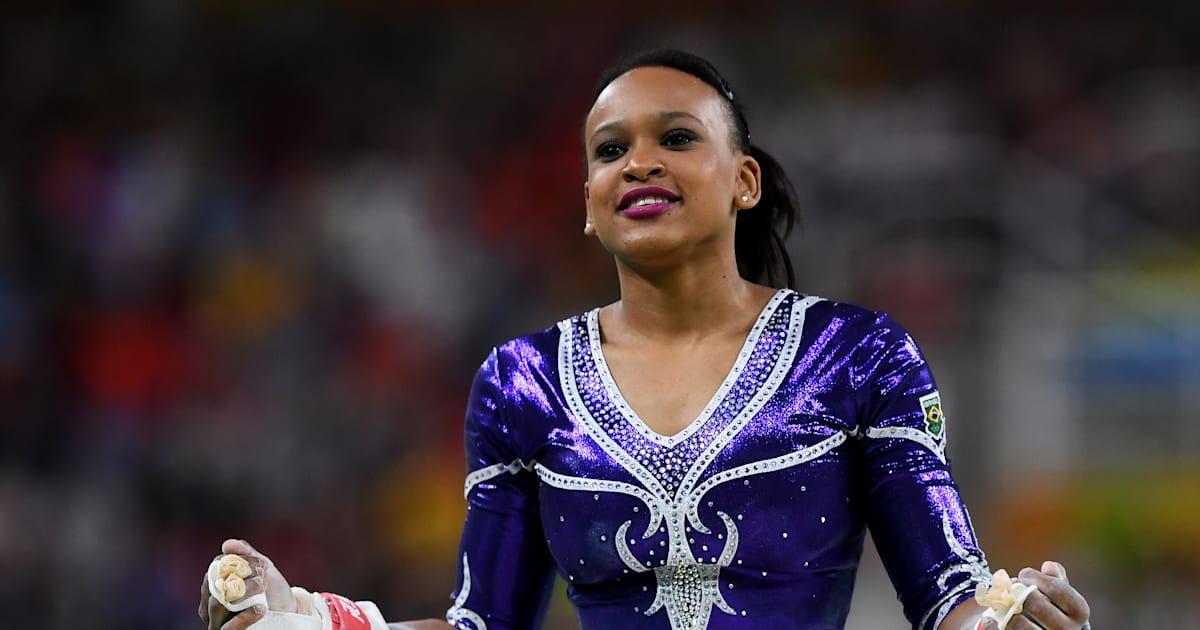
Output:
top-left (200, 49), bottom-right (1091, 630)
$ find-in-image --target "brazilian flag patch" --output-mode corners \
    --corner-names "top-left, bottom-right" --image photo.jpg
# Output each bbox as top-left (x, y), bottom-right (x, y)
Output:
top-left (919, 392), bottom-right (944, 437)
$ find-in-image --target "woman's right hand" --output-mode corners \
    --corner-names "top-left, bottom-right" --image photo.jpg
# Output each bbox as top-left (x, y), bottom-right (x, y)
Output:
top-left (199, 539), bottom-right (299, 630)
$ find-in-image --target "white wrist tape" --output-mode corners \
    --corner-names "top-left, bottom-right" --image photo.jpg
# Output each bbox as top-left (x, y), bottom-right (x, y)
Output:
top-left (245, 611), bottom-right (323, 630)
top-left (293, 588), bottom-right (389, 630)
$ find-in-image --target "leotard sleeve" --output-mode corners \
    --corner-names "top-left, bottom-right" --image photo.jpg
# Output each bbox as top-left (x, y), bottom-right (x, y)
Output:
top-left (854, 313), bottom-right (990, 630)
top-left (446, 348), bottom-right (556, 630)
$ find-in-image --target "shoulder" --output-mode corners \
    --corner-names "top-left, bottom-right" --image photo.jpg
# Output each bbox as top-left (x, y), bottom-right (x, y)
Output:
top-left (795, 294), bottom-right (925, 380)
top-left (797, 292), bottom-right (907, 341)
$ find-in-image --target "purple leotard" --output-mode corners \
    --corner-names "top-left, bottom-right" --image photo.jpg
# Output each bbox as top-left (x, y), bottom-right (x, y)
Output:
top-left (448, 290), bottom-right (989, 630)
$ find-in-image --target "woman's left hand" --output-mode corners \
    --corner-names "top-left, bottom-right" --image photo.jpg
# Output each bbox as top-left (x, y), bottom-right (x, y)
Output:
top-left (1007, 560), bottom-right (1090, 630)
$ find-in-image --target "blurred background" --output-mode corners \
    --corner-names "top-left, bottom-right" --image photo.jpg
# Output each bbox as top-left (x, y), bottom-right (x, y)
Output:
top-left (1, 1), bottom-right (1197, 628)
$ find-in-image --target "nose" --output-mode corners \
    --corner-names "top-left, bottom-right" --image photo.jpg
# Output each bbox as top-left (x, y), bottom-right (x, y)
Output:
top-left (621, 141), bottom-right (665, 182)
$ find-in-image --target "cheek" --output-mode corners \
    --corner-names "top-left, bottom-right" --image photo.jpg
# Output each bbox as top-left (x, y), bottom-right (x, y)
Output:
top-left (681, 149), bottom-right (734, 185)
top-left (687, 160), bottom-right (738, 208)
top-left (586, 165), bottom-right (620, 204)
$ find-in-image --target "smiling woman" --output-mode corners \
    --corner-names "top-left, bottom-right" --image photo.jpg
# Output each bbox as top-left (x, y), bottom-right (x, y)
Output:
top-left (199, 49), bottom-right (1091, 630)
top-left (583, 51), bottom-right (796, 290)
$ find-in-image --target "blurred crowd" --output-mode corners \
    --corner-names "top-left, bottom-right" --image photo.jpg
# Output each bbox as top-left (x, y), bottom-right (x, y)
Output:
top-left (0, 2), bottom-right (1197, 629)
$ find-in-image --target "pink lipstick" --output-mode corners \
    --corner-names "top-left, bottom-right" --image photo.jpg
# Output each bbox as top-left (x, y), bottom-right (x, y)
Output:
top-left (618, 186), bottom-right (680, 219)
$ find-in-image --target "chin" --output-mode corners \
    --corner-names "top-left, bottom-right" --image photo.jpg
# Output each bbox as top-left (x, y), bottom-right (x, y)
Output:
top-left (599, 222), bottom-right (729, 268)
top-left (610, 239), bottom-right (706, 274)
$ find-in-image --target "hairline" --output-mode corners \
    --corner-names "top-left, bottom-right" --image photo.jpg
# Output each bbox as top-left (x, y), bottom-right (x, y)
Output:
top-left (584, 65), bottom-right (746, 159)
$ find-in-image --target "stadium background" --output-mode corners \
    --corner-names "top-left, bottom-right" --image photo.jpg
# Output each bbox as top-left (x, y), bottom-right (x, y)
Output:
top-left (0, 1), bottom-right (1197, 628)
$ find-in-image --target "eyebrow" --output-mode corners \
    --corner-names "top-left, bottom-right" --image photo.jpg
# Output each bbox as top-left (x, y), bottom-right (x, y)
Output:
top-left (589, 111), bottom-right (706, 143)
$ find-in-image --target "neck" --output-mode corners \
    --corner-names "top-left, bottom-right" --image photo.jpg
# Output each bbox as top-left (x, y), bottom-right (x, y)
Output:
top-left (609, 254), bottom-right (772, 339)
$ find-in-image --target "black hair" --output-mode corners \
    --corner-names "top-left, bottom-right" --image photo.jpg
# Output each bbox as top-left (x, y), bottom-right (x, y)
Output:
top-left (592, 49), bottom-right (799, 289)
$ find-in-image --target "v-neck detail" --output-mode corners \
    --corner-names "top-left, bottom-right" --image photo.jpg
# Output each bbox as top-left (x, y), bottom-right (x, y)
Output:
top-left (557, 290), bottom-right (819, 499)
top-left (586, 288), bottom-right (790, 448)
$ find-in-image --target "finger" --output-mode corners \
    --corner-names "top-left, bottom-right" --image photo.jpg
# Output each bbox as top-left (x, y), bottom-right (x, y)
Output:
top-left (221, 605), bottom-right (266, 630)
top-left (1020, 590), bottom-right (1071, 630)
top-left (208, 596), bottom-right (231, 630)
top-left (222, 538), bottom-right (261, 558)
top-left (200, 576), bottom-right (210, 620)
top-left (200, 553), bottom-right (224, 620)
top-left (222, 539), bottom-right (273, 578)
top-left (1017, 567), bottom-right (1089, 620)
top-left (1008, 614), bottom-right (1046, 630)
top-left (241, 575), bottom-right (265, 600)
top-left (1041, 560), bottom-right (1067, 583)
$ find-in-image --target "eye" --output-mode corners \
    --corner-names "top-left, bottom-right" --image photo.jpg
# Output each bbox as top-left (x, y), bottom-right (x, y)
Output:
top-left (662, 129), bottom-right (697, 148)
top-left (594, 141), bottom-right (626, 161)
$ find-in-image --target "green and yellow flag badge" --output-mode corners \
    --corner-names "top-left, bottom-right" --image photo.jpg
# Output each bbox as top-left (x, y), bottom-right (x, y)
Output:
top-left (919, 391), bottom-right (944, 437)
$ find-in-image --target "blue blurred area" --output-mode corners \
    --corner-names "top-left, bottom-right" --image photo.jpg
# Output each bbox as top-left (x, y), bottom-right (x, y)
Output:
top-left (0, 2), bottom-right (1197, 629)
top-left (1081, 325), bottom-right (1198, 389)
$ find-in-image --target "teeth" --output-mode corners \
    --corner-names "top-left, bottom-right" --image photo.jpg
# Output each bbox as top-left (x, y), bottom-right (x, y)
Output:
top-left (630, 196), bottom-right (670, 207)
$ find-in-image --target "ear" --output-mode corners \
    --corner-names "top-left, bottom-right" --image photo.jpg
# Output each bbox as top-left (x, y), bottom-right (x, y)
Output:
top-left (583, 181), bottom-right (597, 236)
top-left (734, 153), bottom-right (762, 210)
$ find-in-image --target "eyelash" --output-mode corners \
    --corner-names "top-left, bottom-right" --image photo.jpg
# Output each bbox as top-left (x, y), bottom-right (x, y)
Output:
top-left (663, 129), bottom-right (696, 147)
top-left (593, 129), bottom-right (698, 161)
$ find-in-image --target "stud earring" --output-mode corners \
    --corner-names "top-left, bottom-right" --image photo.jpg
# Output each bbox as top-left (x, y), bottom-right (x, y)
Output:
top-left (741, 194), bottom-right (750, 202)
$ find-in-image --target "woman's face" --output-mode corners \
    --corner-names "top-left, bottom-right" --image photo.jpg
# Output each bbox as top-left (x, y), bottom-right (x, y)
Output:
top-left (583, 66), bottom-right (760, 271)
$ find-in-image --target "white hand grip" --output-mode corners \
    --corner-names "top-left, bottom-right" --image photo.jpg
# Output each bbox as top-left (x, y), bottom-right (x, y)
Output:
top-left (981, 583), bottom-right (1039, 630)
top-left (208, 556), bottom-right (269, 613)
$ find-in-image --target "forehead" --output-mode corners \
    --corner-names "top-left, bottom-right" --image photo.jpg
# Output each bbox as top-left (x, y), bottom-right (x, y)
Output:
top-left (586, 66), bottom-right (728, 137)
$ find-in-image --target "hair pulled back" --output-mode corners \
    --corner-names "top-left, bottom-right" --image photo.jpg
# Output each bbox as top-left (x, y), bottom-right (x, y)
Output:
top-left (592, 49), bottom-right (799, 289)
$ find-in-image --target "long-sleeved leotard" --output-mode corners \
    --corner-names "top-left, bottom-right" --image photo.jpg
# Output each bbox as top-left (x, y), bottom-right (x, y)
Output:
top-left (449, 290), bottom-right (989, 630)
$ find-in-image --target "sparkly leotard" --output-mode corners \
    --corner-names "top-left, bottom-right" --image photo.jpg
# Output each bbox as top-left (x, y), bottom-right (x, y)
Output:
top-left (447, 290), bottom-right (989, 630)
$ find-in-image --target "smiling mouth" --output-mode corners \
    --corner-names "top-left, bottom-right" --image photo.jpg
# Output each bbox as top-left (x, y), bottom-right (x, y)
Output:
top-left (619, 197), bottom-right (678, 219)
top-left (620, 195), bottom-right (676, 211)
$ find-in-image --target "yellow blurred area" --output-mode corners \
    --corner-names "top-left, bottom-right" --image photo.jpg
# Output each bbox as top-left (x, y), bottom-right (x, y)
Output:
top-left (197, 255), bottom-right (298, 338)
top-left (990, 468), bottom-right (1200, 574)
top-left (372, 451), bottom-right (467, 564)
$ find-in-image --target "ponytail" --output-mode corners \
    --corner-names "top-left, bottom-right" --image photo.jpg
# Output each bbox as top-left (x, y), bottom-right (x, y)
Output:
top-left (738, 145), bottom-right (798, 289)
